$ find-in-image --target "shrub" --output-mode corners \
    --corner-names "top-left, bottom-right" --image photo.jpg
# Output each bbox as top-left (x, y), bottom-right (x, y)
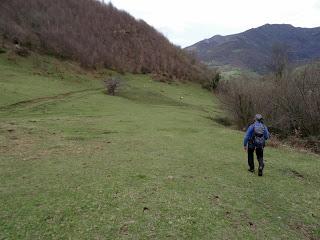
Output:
top-left (104, 76), bottom-right (122, 96)
top-left (217, 77), bottom-right (262, 129)
top-left (202, 70), bottom-right (221, 91)
top-left (14, 45), bottom-right (30, 57)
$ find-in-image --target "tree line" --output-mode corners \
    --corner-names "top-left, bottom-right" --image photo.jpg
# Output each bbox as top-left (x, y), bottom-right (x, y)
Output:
top-left (217, 45), bottom-right (320, 152)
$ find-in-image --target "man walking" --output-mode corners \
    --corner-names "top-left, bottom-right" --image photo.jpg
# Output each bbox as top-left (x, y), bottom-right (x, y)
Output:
top-left (243, 114), bottom-right (270, 176)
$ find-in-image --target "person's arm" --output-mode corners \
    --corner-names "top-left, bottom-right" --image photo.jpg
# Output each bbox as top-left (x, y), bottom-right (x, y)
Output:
top-left (264, 125), bottom-right (270, 140)
top-left (243, 125), bottom-right (254, 148)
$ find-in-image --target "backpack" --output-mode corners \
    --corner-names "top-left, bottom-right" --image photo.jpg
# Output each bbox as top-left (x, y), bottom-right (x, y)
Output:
top-left (253, 123), bottom-right (265, 148)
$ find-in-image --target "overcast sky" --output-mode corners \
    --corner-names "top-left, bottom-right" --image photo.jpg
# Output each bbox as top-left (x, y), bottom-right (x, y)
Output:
top-left (107, 0), bottom-right (320, 47)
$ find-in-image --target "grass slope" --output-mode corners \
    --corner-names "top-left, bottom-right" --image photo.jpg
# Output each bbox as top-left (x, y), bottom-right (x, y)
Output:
top-left (213, 65), bottom-right (260, 81)
top-left (0, 52), bottom-right (319, 239)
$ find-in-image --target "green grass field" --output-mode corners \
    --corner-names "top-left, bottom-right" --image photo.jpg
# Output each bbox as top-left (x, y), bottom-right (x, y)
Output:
top-left (0, 52), bottom-right (319, 239)
top-left (207, 64), bottom-right (260, 81)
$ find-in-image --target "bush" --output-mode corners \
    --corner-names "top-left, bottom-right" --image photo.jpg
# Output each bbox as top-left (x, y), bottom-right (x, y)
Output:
top-left (202, 71), bottom-right (221, 91)
top-left (104, 76), bottom-right (122, 96)
top-left (217, 62), bottom-right (320, 151)
top-left (14, 45), bottom-right (30, 57)
top-left (217, 77), bottom-right (265, 129)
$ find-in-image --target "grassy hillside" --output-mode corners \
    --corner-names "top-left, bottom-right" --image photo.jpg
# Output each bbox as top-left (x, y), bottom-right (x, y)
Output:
top-left (0, 52), bottom-right (319, 239)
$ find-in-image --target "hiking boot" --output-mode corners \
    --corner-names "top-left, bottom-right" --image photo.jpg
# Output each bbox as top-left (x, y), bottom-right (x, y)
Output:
top-left (258, 168), bottom-right (263, 176)
top-left (248, 168), bottom-right (254, 173)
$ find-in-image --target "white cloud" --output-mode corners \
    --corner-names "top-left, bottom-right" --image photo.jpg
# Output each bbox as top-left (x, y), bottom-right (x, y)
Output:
top-left (108, 0), bottom-right (320, 47)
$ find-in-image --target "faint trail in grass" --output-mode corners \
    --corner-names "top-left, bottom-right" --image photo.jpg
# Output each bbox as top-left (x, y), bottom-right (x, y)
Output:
top-left (119, 87), bottom-right (189, 107)
top-left (119, 87), bottom-right (217, 117)
top-left (0, 88), bottom-right (103, 110)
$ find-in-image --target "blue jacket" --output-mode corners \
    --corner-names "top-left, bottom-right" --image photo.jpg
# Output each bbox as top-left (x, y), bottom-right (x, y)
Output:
top-left (243, 121), bottom-right (270, 147)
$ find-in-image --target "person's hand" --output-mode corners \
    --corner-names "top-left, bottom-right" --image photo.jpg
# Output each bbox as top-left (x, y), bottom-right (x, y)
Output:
top-left (244, 146), bottom-right (247, 152)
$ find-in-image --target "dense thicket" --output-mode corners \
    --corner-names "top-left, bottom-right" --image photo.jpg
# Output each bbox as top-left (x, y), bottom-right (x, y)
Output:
top-left (217, 63), bottom-right (320, 152)
top-left (0, 0), bottom-right (214, 83)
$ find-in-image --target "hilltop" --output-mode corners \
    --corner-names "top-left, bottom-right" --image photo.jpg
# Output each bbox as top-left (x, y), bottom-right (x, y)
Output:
top-left (0, 0), bottom-right (212, 83)
top-left (186, 24), bottom-right (320, 73)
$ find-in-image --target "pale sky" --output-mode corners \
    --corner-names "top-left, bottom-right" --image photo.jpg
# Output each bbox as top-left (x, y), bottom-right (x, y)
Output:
top-left (107, 0), bottom-right (320, 47)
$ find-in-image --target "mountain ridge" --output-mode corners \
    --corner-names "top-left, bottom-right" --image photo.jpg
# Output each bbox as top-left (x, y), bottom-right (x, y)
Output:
top-left (185, 24), bottom-right (320, 73)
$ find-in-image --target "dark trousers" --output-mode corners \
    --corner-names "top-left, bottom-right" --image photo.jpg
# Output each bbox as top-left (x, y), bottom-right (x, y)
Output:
top-left (248, 147), bottom-right (264, 170)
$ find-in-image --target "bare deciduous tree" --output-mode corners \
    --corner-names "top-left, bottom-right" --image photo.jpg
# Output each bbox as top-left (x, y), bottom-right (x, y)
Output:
top-left (268, 43), bottom-right (289, 79)
top-left (104, 76), bottom-right (122, 96)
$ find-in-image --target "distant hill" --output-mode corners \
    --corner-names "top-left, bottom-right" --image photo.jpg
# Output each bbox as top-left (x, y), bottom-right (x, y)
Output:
top-left (185, 24), bottom-right (320, 73)
top-left (0, 0), bottom-right (211, 83)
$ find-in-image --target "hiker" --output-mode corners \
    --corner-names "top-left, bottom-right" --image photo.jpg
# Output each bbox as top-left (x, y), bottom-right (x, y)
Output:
top-left (243, 114), bottom-right (270, 176)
